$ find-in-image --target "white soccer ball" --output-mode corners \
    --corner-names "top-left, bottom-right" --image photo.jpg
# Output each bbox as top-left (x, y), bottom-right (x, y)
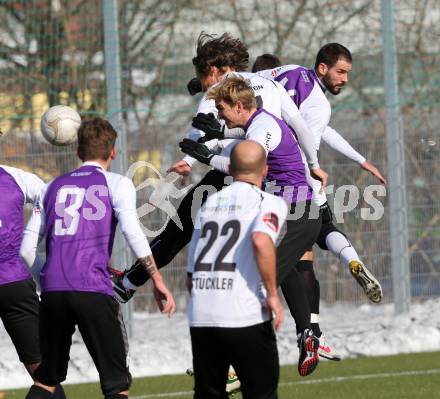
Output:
top-left (40, 105), bottom-right (81, 146)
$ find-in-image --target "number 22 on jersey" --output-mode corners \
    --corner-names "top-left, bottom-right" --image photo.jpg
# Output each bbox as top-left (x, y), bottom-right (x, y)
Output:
top-left (194, 220), bottom-right (240, 272)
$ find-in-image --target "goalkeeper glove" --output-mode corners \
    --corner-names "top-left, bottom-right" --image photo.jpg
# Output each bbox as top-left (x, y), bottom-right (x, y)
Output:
top-left (192, 113), bottom-right (225, 142)
top-left (179, 138), bottom-right (214, 165)
top-left (187, 77), bottom-right (202, 96)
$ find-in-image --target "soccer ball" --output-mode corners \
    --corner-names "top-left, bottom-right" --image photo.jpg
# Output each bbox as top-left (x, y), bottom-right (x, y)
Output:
top-left (40, 105), bottom-right (81, 146)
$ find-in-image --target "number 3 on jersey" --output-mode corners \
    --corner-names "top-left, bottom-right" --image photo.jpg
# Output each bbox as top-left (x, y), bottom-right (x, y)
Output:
top-left (194, 220), bottom-right (240, 272)
top-left (54, 187), bottom-right (86, 236)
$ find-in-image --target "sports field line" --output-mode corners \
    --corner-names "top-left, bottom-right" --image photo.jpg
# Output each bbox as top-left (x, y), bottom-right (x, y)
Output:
top-left (130, 368), bottom-right (440, 398)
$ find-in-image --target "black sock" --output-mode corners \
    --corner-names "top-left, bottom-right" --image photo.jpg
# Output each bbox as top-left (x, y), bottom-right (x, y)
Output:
top-left (280, 267), bottom-right (311, 335)
top-left (311, 323), bottom-right (322, 337)
top-left (296, 260), bottom-right (320, 314)
top-left (26, 385), bottom-right (53, 399)
top-left (296, 260), bottom-right (321, 337)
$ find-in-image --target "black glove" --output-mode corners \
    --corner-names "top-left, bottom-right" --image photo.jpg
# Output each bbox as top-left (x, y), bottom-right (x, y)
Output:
top-left (179, 138), bottom-right (214, 165)
top-left (192, 113), bottom-right (225, 142)
top-left (187, 77), bottom-right (202, 96)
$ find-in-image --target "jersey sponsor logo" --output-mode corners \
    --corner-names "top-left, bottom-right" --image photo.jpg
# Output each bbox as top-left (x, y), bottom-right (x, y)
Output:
top-left (263, 212), bottom-right (279, 232)
top-left (70, 171), bottom-right (92, 177)
top-left (264, 132), bottom-right (272, 150)
top-left (301, 70), bottom-right (310, 83)
top-left (252, 84), bottom-right (264, 91)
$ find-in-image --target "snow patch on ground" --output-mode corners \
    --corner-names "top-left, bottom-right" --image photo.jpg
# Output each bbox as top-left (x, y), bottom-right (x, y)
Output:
top-left (1, 299), bottom-right (440, 390)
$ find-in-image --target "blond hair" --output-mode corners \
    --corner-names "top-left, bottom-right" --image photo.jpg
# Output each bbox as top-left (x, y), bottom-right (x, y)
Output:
top-left (207, 75), bottom-right (256, 110)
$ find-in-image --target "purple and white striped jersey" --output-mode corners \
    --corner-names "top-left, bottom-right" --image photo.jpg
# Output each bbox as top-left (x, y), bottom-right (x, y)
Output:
top-left (21, 162), bottom-right (151, 296)
top-left (0, 165), bottom-right (44, 285)
top-left (258, 65), bottom-right (331, 151)
top-left (246, 109), bottom-right (313, 203)
top-left (258, 65), bottom-right (366, 164)
top-left (258, 65), bottom-right (367, 206)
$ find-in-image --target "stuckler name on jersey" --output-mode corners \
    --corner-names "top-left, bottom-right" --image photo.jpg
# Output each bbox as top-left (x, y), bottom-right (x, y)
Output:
top-left (193, 276), bottom-right (234, 290)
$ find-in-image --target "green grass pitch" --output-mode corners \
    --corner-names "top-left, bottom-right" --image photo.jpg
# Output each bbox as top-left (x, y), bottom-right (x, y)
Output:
top-left (4, 351), bottom-right (440, 398)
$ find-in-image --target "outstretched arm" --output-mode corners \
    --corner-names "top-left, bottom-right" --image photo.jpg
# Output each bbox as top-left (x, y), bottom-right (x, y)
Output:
top-left (322, 126), bottom-right (386, 184)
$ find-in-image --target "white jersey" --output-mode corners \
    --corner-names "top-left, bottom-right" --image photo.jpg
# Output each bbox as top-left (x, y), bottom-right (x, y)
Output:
top-left (184, 71), bottom-right (319, 170)
top-left (187, 181), bottom-right (288, 328)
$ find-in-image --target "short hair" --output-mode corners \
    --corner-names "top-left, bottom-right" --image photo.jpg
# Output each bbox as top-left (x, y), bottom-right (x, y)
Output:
top-left (192, 32), bottom-right (249, 77)
top-left (77, 117), bottom-right (117, 161)
top-left (207, 75), bottom-right (257, 110)
top-left (251, 54), bottom-right (282, 72)
top-left (230, 141), bottom-right (266, 176)
top-left (314, 43), bottom-right (352, 69)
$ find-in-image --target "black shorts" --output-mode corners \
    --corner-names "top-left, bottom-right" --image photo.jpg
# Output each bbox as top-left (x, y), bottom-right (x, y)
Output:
top-left (35, 291), bottom-right (131, 396)
top-left (315, 202), bottom-right (346, 250)
top-left (0, 278), bottom-right (40, 364)
top-left (190, 321), bottom-right (279, 399)
top-left (276, 201), bottom-right (322, 284)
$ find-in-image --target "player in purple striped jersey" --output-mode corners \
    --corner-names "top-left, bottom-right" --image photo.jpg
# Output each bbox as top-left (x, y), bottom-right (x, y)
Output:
top-left (20, 118), bottom-right (175, 399)
top-left (0, 165), bottom-right (65, 398)
top-left (252, 44), bottom-right (386, 360)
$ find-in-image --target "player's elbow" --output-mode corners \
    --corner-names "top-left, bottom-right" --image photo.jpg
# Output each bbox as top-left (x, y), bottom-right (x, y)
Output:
top-left (252, 232), bottom-right (273, 253)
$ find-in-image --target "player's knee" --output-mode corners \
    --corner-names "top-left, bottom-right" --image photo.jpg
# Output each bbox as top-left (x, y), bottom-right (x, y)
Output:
top-left (25, 385), bottom-right (53, 399)
top-left (300, 250), bottom-right (314, 261)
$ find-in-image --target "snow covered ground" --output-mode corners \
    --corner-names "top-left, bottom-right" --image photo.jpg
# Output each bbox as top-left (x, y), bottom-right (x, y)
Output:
top-left (1, 299), bottom-right (440, 390)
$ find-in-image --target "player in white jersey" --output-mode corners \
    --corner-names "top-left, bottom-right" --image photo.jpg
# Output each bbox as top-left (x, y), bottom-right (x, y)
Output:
top-left (253, 45), bottom-right (386, 359)
top-left (188, 140), bottom-right (286, 399)
top-left (20, 118), bottom-right (175, 399)
top-left (113, 33), bottom-right (327, 320)
top-left (0, 164), bottom-right (66, 398)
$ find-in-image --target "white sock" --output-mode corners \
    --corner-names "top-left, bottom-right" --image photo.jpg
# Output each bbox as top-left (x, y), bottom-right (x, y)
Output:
top-left (123, 275), bottom-right (138, 290)
top-left (311, 313), bottom-right (320, 323)
top-left (325, 231), bottom-right (361, 268)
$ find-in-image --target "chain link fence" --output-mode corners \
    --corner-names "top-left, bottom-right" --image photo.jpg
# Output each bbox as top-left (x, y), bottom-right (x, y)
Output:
top-left (0, 0), bottom-right (438, 312)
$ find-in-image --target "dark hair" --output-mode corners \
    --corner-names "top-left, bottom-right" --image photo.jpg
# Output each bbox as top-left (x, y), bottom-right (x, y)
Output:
top-left (77, 117), bottom-right (117, 161)
top-left (192, 32), bottom-right (249, 76)
top-left (314, 43), bottom-right (352, 69)
top-left (251, 54), bottom-right (282, 72)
